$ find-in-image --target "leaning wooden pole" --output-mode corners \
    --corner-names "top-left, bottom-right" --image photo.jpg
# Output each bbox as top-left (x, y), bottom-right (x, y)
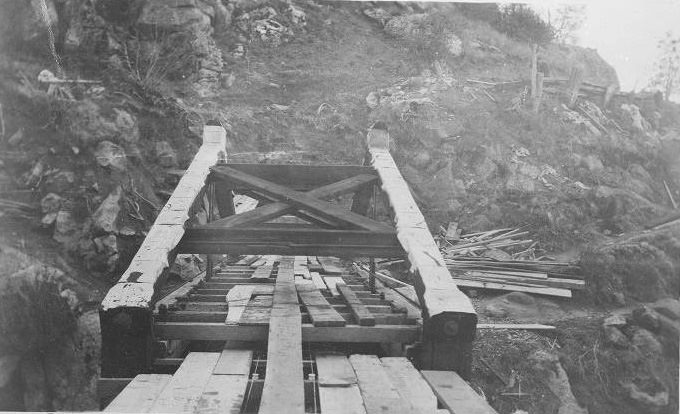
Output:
top-left (365, 127), bottom-right (477, 377)
top-left (99, 126), bottom-right (227, 378)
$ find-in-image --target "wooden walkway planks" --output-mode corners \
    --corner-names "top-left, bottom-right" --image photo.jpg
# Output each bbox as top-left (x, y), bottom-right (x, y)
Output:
top-left (338, 284), bottom-right (375, 326)
top-left (316, 353), bottom-right (366, 414)
top-left (421, 370), bottom-right (498, 414)
top-left (239, 295), bottom-right (273, 325)
top-left (323, 276), bottom-right (344, 297)
top-left (250, 265), bottom-right (273, 281)
top-left (225, 285), bottom-right (254, 325)
top-left (349, 354), bottom-right (417, 414)
top-left (259, 258), bottom-right (305, 414)
top-left (104, 374), bottom-right (171, 412)
top-left (381, 357), bottom-right (438, 414)
top-left (196, 343), bottom-right (253, 414)
top-left (148, 352), bottom-right (220, 413)
top-left (317, 256), bottom-right (344, 274)
top-left (296, 280), bottom-right (346, 327)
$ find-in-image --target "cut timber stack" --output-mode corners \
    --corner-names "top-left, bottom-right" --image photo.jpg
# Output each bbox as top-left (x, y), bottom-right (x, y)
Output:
top-left (438, 227), bottom-right (585, 298)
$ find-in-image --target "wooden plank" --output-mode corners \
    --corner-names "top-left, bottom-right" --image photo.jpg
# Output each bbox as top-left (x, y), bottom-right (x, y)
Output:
top-left (310, 271), bottom-right (328, 291)
top-left (211, 166), bottom-right (392, 232)
top-left (380, 358), bottom-right (437, 414)
top-left (450, 278), bottom-right (572, 298)
top-left (296, 280), bottom-right (346, 327)
top-left (367, 128), bottom-right (476, 374)
top-left (316, 353), bottom-right (366, 414)
top-left (149, 352), bottom-right (221, 413)
top-left (98, 378), bottom-right (132, 400)
top-left (207, 174), bottom-right (379, 228)
top-left (250, 265), bottom-right (273, 281)
top-left (105, 374), bottom-right (172, 412)
top-left (317, 257), bottom-right (344, 275)
top-left (194, 374), bottom-right (248, 414)
top-left (354, 265), bottom-right (421, 320)
top-left (323, 276), bottom-right (344, 297)
top-left (213, 349), bottom-right (253, 376)
top-left (349, 354), bottom-right (416, 414)
top-left (259, 258), bottom-right (304, 414)
top-left (225, 285), bottom-right (254, 325)
top-left (102, 126), bottom-right (226, 310)
top-left (234, 255), bottom-right (260, 266)
top-left (213, 163), bottom-right (377, 191)
top-left (239, 295), bottom-right (273, 326)
top-left (421, 370), bottom-right (498, 414)
top-left (315, 353), bottom-right (358, 387)
top-left (179, 227), bottom-right (404, 258)
top-left (338, 284), bottom-right (375, 326)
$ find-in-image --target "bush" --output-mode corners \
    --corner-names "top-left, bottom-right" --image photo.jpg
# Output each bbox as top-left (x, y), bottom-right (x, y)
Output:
top-left (455, 3), bottom-right (501, 24)
top-left (494, 4), bottom-right (554, 45)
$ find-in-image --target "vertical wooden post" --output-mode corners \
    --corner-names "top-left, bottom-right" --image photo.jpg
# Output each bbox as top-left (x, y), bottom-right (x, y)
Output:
top-left (567, 66), bottom-right (584, 108)
top-left (206, 182), bottom-right (215, 280)
top-left (530, 43), bottom-right (538, 100)
top-left (533, 72), bottom-right (544, 114)
top-left (369, 257), bottom-right (376, 293)
top-left (603, 83), bottom-right (617, 108)
top-left (99, 307), bottom-right (153, 377)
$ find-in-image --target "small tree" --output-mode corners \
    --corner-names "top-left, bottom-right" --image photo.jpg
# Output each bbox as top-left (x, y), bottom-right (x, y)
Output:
top-left (494, 4), bottom-right (554, 45)
top-left (549, 5), bottom-right (586, 44)
top-left (649, 32), bottom-right (680, 101)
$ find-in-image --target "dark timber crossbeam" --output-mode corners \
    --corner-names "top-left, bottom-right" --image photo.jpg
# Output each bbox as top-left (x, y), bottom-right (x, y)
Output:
top-left (366, 127), bottom-right (477, 377)
top-left (178, 226), bottom-right (404, 257)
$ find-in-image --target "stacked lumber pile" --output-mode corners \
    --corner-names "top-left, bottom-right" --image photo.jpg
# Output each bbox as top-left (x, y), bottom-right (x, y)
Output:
top-left (438, 226), bottom-right (584, 298)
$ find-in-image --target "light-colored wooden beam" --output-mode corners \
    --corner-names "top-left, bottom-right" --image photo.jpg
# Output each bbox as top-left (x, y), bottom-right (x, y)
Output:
top-left (366, 128), bottom-right (476, 374)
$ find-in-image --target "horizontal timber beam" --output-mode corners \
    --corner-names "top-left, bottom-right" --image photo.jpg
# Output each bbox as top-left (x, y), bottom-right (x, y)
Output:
top-left (211, 163), bottom-right (377, 191)
top-left (154, 322), bottom-right (420, 343)
top-left (178, 226), bottom-right (405, 258)
top-left (366, 127), bottom-right (477, 377)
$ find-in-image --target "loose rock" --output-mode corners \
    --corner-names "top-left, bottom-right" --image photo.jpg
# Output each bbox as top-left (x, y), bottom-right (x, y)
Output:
top-left (94, 141), bottom-right (127, 171)
top-left (92, 186), bottom-right (122, 234)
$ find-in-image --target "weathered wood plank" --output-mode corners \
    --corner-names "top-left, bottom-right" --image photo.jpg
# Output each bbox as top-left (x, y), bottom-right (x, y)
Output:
top-left (225, 285), bottom-right (254, 325)
top-left (259, 258), bottom-right (304, 414)
top-left (149, 352), bottom-right (220, 413)
top-left (211, 166), bottom-right (392, 232)
top-left (194, 374), bottom-right (248, 414)
top-left (367, 128), bottom-right (476, 375)
top-left (296, 280), bottom-right (346, 327)
top-left (317, 257), bottom-right (344, 275)
top-left (380, 358), bottom-right (437, 414)
top-left (102, 126), bottom-right (226, 310)
top-left (316, 353), bottom-right (366, 414)
top-left (213, 164), bottom-right (377, 191)
top-left (104, 374), bottom-right (171, 412)
top-left (349, 354), bottom-right (416, 414)
top-left (179, 227), bottom-right (404, 258)
top-left (310, 271), bottom-right (328, 291)
top-left (323, 276), bottom-right (344, 297)
top-left (421, 370), bottom-right (498, 414)
top-left (338, 284), bottom-right (375, 326)
top-left (213, 349), bottom-right (253, 376)
top-left (239, 295), bottom-right (273, 325)
top-left (250, 265), bottom-right (273, 281)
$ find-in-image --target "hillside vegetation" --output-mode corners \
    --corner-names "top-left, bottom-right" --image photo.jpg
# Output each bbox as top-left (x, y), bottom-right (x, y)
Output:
top-left (0, 1), bottom-right (678, 413)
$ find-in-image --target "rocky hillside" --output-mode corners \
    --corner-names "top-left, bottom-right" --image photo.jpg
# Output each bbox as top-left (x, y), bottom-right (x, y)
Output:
top-left (0, 1), bottom-right (678, 413)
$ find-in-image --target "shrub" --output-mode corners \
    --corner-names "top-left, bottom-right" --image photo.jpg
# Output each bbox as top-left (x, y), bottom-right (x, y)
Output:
top-left (494, 4), bottom-right (554, 45)
top-left (455, 3), bottom-right (501, 24)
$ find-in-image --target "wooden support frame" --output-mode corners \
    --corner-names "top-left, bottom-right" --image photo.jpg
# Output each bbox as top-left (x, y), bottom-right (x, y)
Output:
top-left (365, 127), bottom-right (477, 377)
top-left (99, 126), bottom-right (227, 378)
top-left (210, 166), bottom-right (392, 232)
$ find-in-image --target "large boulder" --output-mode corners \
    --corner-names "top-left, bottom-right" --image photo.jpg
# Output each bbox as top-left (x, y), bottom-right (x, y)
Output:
top-left (63, 101), bottom-right (139, 145)
top-left (92, 186), bottom-right (122, 234)
top-left (94, 141), bottom-right (127, 171)
top-left (137, 0), bottom-right (212, 34)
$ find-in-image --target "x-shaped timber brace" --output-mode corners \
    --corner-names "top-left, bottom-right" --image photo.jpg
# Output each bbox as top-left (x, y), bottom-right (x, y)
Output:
top-left (99, 125), bottom-right (477, 383)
